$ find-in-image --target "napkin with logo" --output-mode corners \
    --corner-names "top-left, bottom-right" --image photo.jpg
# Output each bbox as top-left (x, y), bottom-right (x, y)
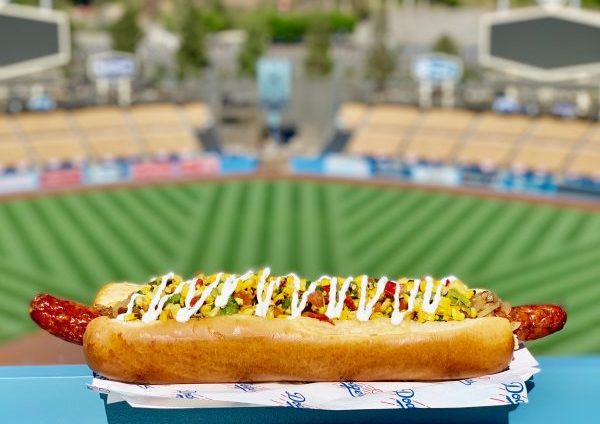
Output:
top-left (88, 347), bottom-right (538, 410)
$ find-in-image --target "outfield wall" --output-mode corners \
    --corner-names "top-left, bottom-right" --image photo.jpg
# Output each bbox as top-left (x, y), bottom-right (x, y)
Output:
top-left (0, 155), bottom-right (259, 196)
top-left (290, 155), bottom-right (600, 198)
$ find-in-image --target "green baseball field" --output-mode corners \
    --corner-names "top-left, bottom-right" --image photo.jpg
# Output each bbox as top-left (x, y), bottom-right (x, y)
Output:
top-left (1, 179), bottom-right (599, 355)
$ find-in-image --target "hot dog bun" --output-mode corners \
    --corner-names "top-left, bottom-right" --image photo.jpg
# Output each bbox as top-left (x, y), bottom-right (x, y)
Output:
top-left (94, 282), bottom-right (142, 307)
top-left (83, 311), bottom-right (514, 384)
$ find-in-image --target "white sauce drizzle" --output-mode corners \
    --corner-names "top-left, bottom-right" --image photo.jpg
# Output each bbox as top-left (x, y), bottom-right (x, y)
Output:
top-left (325, 276), bottom-right (353, 319)
top-left (175, 273), bottom-right (223, 322)
top-left (215, 271), bottom-right (253, 308)
top-left (391, 279), bottom-right (421, 325)
top-left (140, 273), bottom-right (174, 322)
top-left (125, 271), bottom-right (450, 325)
top-left (356, 275), bottom-right (388, 321)
top-left (289, 275), bottom-right (322, 319)
top-left (421, 276), bottom-right (443, 314)
top-left (116, 293), bottom-right (142, 321)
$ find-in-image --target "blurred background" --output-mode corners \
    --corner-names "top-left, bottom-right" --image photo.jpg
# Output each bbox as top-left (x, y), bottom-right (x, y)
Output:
top-left (0, 0), bottom-right (598, 364)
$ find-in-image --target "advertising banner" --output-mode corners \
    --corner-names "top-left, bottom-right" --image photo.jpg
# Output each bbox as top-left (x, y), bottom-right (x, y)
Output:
top-left (323, 155), bottom-right (372, 179)
top-left (220, 156), bottom-right (259, 174)
top-left (289, 156), bottom-right (325, 175)
top-left (0, 171), bottom-right (39, 195)
top-left (40, 168), bottom-right (82, 189)
top-left (85, 162), bottom-right (130, 185)
top-left (178, 156), bottom-right (220, 177)
top-left (132, 162), bottom-right (174, 181)
top-left (411, 165), bottom-right (461, 186)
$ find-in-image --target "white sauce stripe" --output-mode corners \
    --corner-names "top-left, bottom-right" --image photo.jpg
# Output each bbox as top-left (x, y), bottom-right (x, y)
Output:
top-left (121, 272), bottom-right (450, 325)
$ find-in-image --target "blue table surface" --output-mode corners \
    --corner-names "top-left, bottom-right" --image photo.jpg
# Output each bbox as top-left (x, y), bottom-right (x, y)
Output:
top-left (1, 357), bottom-right (599, 424)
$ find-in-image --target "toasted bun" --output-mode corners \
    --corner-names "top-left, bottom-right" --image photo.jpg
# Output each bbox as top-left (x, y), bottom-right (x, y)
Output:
top-left (84, 314), bottom-right (514, 383)
top-left (94, 283), bottom-right (143, 307)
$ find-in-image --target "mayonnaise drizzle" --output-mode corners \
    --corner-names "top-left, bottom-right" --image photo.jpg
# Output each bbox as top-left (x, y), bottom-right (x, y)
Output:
top-left (141, 273), bottom-right (174, 322)
top-left (116, 293), bottom-right (142, 321)
top-left (215, 271), bottom-right (253, 308)
top-left (123, 271), bottom-right (451, 325)
top-left (255, 268), bottom-right (282, 317)
top-left (175, 273), bottom-right (223, 322)
top-left (421, 276), bottom-right (443, 314)
top-left (356, 275), bottom-right (388, 321)
top-left (391, 279), bottom-right (420, 325)
top-left (325, 276), bottom-right (353, 319)
top-left (289, 275), bottom-right (322, 319)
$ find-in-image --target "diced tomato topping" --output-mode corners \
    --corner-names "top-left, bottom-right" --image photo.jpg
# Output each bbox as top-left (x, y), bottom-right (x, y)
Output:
top-left (302, 311), bottom-right (334, 325)
top-left (236, 290), bottom-right (253, 305)
top-left (307, 291), bottom-right (325, 308)
top-left (384, 281), bottom-right (396, 298)
top-left (344, 295), bottom-right (357, 311)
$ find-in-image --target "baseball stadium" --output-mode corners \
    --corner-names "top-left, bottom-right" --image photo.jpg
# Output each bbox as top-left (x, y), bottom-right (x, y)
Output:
top-left (0, 0), bottom-right (599, 422)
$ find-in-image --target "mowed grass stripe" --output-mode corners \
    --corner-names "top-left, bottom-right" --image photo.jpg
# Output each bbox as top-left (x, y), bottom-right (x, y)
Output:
top-left (344, 191), bottom-right (426, 258)
top-left (319, 183), bottom-right (343, 274)
top-left (514, 208), bottom-right (563, 259)
top-left (132, 187), bottom-right (189, 237)
top-left (297, 182), bottom-right (327, 277)
top-left (481, 207), bottom-right (558, 276)
top-left (339, 188), bottom-right (399, 237)
top-left (177, 184), bottom-right (222, 276)
top-left (0, 206), bottom-right (36, 268)
top-left (265, 181), bottom-right (294, 274)
top-left (28, 199), bottom-right (87, 284)
top-left (198, 182), bottom-right (245, 273)
top-left (352, 194), bottom-right (454, 275)
top-left (225, 181), bottom-right (269, 271)
top-left (288, 182), bottom-right (301, 273)
top-left (528, 211), bottom-right (590, 260)
top-left (0, 259), bottom-right (93, 300)
top-left (109, 189), bottom-right (179, 257)
top-left (153, 185), bottom-right (194, 215)
top-left (567, 213), bottom-right (600, 244)
top-left (450, 204), bottom-right (531, 277)
top-left (338, 185), bottom-right (385, 218)
top-left (37, 196), bottom-right (114, 287)
top-left (501, 258), bottom-right (600, 308)
top-left (59, 194), bottom-right (135, 282)
top-left (83, 192), bottom-right (164, 277)
top-left (2, 201), bottom-right (56, 273)
top-left (220, 181), bottom-right (251, 272)
top-left (479, 239), bottom-right (600, 287)
top-left (419, 200), bottom-right (505, 277)
top-left (386, 197), bottom-right (480, 277)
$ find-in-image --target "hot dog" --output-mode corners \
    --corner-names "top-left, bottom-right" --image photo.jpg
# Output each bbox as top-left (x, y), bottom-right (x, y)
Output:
top-left (29, 269), bottom-right (566, 384)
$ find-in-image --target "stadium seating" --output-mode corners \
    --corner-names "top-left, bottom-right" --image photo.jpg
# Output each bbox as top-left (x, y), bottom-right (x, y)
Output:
top-left (334, 103), bottom-right (600, 180)
top-left (335, 102), bottom-right (368, 131)
top-left (86, 131), bottom-right (144, 161)
top-left (29, 133), bottom-right (87, 165)
top-left (511, 145), bottom-right (572, 173)
top-left (403, 129), bottom-right (462, 163)
top-left (181, 102), bottom-right (214, 130)
top-left (15, 111), bottom-right (72, 135)
top-left (455, 141), bottom-right (514, 168)
top-left (527, 117), bottom-right (590, 144)
top-left (567, 150), bottom-right (600, 178)
top-left (0, 103), bottom-right (213, 166)
top-left (71, 107), bottom-right (129, 129)
top-left (0, 141), bottom-right (30, 168)
top-left (143, 131), bottom-right (200, 157)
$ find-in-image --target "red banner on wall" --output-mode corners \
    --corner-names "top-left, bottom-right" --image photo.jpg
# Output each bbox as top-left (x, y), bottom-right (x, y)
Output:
top-left (41, 169), bottom-right (82, 189)
top-left (179, 157), bottom-right (220, 177)
top-left (132, 162), bottom-right (173, 181)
